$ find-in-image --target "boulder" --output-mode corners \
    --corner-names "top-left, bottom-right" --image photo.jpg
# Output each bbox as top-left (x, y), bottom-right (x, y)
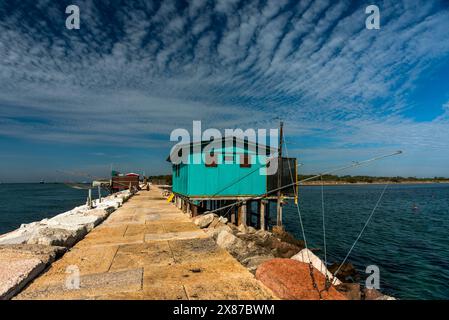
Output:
top-left (291, 249), bottom-right (341, 286)
top-left (84, 207), bottom-right (115, 217)
top-left (216, 230), bottom-right (243, 250)
top-left (363, 288), bottom-right (395, 300)
top-left (27, 226), bottom-right (87, 247)
top-left (0, 244), bottom-right (65, 300)
top-left (268, 237), bottom-right (301, 258)
top-left (272, 226), bottom-right (305, 248)
top-left (246, 226), bottom-right (257, 234)
top-left (205, 225), bottom-right (233, 239)
top-left (363, 288), bottom-right (383, 300)
top-left (237, 224), bottom-right (247, 233)
top-left (193, 213), bottom-right (215, 229)
top-left (0, 222), bottom-right (41, 245)
top-left (226, 223), bottom-right (239, 234)
top-left (208, 216), bottom-right (226, 229)
top-left (218, 216), bottom-right (228, 224)
top-left (241, 254), bottom-right (275, 274)
top-left (336, 283), bottom-right (361, 300)
top-left (253, 230), bottom-right (272, 246)
top-left (255, 258), bottom-right (347, 300)
top-left (215, 230), bottom-right (265, 261)
top-left (46, 214), bottom-right (103, 232)
top-left (217, 230), bottom-right (258, 261)
top-left (328, 262), bottom-right (359, 283)
top-left (376, 294), bottom-right (397, 300)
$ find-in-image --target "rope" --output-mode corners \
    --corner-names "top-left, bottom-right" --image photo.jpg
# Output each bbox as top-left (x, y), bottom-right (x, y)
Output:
top-left (284, 139), bottom-right (322, 299)
top-left (222, 203), bottom-right (236, 219)
top-left (206, 151), bottom-right (402, 214)
top-left (333, 182), bottom-right (390, 278)
top-left (320, 175), bottom-right (327, 275)
top-left (283, 140), bottom-right (309, 250)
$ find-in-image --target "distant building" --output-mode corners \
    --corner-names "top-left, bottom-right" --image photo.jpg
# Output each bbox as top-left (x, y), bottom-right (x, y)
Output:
top-left (111, 172), bottom-right (139, 191)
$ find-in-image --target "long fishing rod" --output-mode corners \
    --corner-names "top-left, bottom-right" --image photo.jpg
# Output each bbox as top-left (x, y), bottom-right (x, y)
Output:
top-left (206, 150), bottom-right (403, 214)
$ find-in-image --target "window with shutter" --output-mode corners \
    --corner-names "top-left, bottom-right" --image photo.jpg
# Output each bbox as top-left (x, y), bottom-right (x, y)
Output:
top-left (240, 154), bottom-right (251, 168)
top-left (205, 152), bottom-right (218, 167)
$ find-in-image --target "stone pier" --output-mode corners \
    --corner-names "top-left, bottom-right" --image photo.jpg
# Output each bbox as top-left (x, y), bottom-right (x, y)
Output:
top-left (15, 187), bottom-right (275, 300)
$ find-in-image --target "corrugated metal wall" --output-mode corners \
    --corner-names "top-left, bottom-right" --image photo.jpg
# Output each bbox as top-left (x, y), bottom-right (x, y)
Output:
top-left (172, 145), bottom-right (297, 198)
top-left (173, 146), bottom-right (268, 197)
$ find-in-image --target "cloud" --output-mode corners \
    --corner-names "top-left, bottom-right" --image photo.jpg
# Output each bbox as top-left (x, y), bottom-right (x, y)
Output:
top-left (1, 0), bottom-right (449, 176)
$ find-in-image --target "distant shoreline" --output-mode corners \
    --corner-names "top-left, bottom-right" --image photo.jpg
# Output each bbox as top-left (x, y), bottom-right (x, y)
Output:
top-left (301, 180), bottom-right (449, 186)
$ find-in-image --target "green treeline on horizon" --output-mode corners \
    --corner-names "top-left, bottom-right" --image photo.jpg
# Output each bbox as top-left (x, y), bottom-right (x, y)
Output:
top-left (297, 174), bottom-right (449, 183)
top-left (149, 174), bottom-right (449, 185)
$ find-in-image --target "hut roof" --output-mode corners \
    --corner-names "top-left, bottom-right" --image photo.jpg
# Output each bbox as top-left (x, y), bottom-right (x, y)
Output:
top-left (166, 136), bottom-right (277, 163)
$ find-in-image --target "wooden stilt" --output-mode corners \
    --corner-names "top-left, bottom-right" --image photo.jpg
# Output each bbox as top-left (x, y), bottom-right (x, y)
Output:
top-left (231, 204), bottom-right (236, 224)
top-left (277, 121), bottom-right (284, 228)
top-left (266, 200), bottom-right (271, 230)
top-left (238, 201), bottom-right (247, 226)
top-left (87, 189), bottom-right (93, 209)
top-left (260, 200), bottom-right (266, 231)
top-left (191, 204), bottom-right (198, 217)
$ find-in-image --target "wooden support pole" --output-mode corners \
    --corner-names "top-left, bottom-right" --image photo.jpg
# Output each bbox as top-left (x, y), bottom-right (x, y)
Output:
top-left (98, 185), bottom-right (102, 203)
top-left (260, 200), bottom-right (266, 231)
top-left (256, 200), bottom-right (262, 229)
top-left (238, 201), bottom-right (247, 226)
top-left (266, 200), bottom-right (271, 229)
top-left (87, 189), bottom-right (93, 209)
top-left (277, 121), bottom-right (284, 228)
top-left (246, 200), bottom-right (250, 227)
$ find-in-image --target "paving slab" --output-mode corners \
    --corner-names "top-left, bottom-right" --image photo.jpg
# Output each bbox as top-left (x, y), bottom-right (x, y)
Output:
top-left (14, 187), bottom-right (276, 300)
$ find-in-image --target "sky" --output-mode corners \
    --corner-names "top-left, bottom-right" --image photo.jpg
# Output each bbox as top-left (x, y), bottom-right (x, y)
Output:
top-left (0, 0), bottom-right (449, 182)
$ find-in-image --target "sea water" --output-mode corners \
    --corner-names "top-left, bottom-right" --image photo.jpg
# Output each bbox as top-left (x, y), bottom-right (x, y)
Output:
top-left (1, 183), bottom-right (448, 299)
top-left (281, 183), bottom-right (449, 300)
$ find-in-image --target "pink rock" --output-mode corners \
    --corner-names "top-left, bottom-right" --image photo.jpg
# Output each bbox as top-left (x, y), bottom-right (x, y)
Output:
top-left (256, 258), bottom-right (347, 300)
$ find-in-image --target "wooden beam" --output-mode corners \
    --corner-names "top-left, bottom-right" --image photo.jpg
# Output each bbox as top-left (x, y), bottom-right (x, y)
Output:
top-left (277, 121), bottom-right (284, 228)
top-left (238, 201), bottom-right (247, 226)
top-left (259, 200), bottom-right (268, 230)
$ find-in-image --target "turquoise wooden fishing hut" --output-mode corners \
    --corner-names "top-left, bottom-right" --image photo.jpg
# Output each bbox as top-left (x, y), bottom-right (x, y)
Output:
top-left (167, 136), bottom-right (297, 229)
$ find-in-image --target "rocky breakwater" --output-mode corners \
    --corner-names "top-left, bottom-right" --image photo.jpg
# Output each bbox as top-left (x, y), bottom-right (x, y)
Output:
top-left (0, 190), bottom-right (133, 300)
top-left (189, 211), bottom-right (396, 300)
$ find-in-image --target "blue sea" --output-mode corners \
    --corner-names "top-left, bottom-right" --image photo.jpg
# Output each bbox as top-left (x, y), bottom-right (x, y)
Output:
top-left (280, 183), bottom-right (449, 300)
top-left (0, 183), bottom-right (448, 299)
top-left (0, 183), bottom-right (102, 235)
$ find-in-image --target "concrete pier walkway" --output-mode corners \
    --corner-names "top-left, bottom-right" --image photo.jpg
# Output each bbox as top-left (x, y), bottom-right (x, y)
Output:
top-left (15, 188), bottom-right (275, 300)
